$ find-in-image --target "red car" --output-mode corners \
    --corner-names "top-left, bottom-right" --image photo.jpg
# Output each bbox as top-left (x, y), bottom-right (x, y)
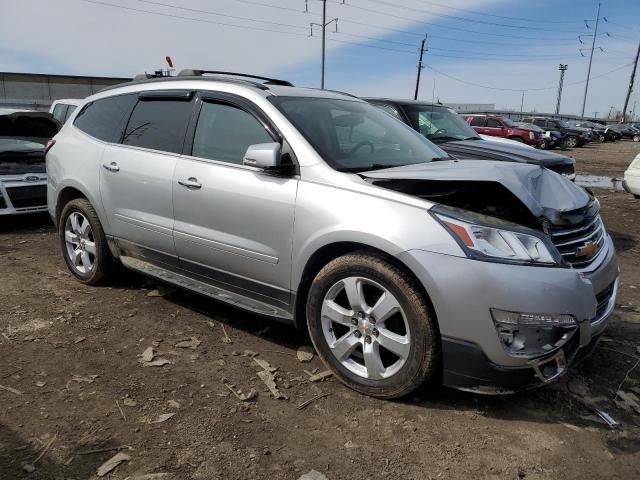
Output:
top-left (465, 114), bottom-right (542, 147)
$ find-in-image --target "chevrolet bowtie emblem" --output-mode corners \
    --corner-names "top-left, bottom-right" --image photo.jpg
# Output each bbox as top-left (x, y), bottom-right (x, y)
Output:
top-left (576, 241), bottom-right (598, 259)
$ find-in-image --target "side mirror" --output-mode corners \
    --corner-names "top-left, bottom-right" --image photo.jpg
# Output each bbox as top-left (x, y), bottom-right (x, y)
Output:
top-left (243, 142), bottom-right (281, 169)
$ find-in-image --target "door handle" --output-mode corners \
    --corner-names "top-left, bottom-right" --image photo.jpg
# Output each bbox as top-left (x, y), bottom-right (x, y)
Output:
top-left (102, 162), bottom-right (120, 172)
top-left (178, 177), bottom-right (202, 189)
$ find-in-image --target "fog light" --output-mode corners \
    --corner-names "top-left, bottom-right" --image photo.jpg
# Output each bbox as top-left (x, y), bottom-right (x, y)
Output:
top-left (491, 309), bottom-right (578, 356)
top-left (490, 309), bottom-right (576, 327)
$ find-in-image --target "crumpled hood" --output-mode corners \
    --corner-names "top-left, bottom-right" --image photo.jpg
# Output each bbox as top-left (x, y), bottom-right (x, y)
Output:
top-left (361, 160), bottom-right (592, 224)
top-left (0, 112), bottom-right (60, 142)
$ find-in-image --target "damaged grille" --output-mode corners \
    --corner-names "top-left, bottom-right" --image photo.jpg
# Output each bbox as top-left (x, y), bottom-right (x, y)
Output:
top-left (549, 215), bottom-right (606, 268)
top-left (5, 185), bottom-right (47, 209)
top-left (551, 163), bottom-right (576, 177)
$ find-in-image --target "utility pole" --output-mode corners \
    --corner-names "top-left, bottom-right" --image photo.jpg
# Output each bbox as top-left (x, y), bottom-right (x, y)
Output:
top-left (414, 35), bottom-right (427, 100)
top-left (520, 91), bottom-right (525, 116)
top-left (555, 64), bottom-right (568, 114)
top-left (309, 0), bottom-right (338, 89)
top-left (621, 40), bottom-right (640, 123)
top-left (581, 2), bottom-right (601, 117)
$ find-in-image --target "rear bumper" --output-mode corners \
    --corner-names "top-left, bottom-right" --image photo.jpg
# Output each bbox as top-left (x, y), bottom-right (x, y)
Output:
top-left (0, 175), bottom-right (48, 216)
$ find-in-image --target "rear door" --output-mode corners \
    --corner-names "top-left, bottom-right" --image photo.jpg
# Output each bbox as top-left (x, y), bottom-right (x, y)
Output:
top-left (100, 90), bottom-right (194, 264)
top-left (172, 93), bottom-right (298, 308)
top-left (484, 117), bottom-right (504, 137)
top-left (468, 116), bottom-right (487, 134)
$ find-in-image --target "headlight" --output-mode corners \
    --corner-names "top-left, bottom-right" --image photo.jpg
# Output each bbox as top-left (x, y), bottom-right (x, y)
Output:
top-left (434, 214), bottom-right (557, 265)
top-left (529, 131), bottom-right (535, 140)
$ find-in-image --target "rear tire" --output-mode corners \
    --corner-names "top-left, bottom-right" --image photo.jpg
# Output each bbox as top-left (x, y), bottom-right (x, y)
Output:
top-left (59, 198), bottom-right (115, 285)
top-left (306, 252), bottom-right (439, 399)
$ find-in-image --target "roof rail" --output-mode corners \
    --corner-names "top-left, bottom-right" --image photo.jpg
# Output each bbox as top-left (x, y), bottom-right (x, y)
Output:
top-left (177, 69), bottom-right (293, 87)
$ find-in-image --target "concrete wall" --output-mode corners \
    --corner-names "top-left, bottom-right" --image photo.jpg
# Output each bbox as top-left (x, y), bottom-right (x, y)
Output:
top-left (0, 72), bottom-right (130, 111)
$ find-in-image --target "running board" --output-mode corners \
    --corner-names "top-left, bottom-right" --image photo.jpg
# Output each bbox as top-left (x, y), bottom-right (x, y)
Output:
top-left (120, 256), bottom-right (293, 320)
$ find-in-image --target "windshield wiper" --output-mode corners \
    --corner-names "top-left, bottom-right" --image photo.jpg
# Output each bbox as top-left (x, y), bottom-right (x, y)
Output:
top-left (338, 163), bottom-right (403, 173)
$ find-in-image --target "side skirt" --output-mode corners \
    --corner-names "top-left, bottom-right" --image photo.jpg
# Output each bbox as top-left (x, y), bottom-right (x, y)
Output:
top-left (119, 255), bottom-right (294, 321)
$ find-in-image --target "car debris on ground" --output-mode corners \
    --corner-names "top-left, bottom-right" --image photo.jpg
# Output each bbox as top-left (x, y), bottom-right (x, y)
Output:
top-left (97, 452), bottom-right (131, 476)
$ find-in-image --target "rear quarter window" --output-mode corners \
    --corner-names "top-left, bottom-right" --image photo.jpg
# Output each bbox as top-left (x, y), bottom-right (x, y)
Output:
top-left (122, 98), bottom-right (193, 154)
top-left (74, 94), bottom-right (137, 142)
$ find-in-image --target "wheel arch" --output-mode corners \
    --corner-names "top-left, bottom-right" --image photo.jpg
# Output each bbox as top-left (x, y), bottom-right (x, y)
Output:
top-left (292, 241), bottom-right (438, 334)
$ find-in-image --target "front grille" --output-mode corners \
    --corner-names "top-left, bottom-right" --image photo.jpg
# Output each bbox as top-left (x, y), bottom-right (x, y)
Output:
top-left (594, 281), bottom-right (615, 321)
top-left (549, 215), bottom-right (606, 268)
top-left (550, 163), bottom-right (576, 176)
top-left (5, 185), bottom-right (47, 209)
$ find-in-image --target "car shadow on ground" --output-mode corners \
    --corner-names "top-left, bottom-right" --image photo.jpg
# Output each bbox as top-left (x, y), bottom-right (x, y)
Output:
top-left (609, 229), bottom-right (638, 254)
top-left (0, 422), bottom-right (122, 479)
top-left (0, 212), bottom-right (52, 233)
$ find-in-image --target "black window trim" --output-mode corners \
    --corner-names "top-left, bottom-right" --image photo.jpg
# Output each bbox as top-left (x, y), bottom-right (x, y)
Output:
top-left (72, 92), bottom-right (138, 144)
top-left (182, 91), bottom-right (299, 174)
top-left (118, 90), bottom-right (196, 154)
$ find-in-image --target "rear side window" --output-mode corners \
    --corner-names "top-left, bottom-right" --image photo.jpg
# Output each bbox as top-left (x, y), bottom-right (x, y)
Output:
top-left (191, 101), bottom-right (272, 164)
top-left (122, 99), bottom-right (193, 154)
top-left (64, 105), bottom-right (77, 122)
top-left (52, 104), bottom-right (68, 123)
top-left (486, 118), bottom-right (502, 128)
top-left (469, 116), bottom-right (485, 127)
top-left (74, 94), bottom-right (137, 142)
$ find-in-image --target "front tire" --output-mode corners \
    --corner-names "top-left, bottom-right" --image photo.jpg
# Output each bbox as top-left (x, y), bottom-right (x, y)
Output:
top-left (59, 198), bottom-right (115, 285)
top-left (306, 252), bottom-right (439, 399)
top-left (565, 135), bottom-right (579, 148)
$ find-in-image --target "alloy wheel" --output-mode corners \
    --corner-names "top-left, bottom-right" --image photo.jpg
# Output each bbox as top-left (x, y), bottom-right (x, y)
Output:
top-left (64, 212), bottom-right (96, 275)
top-left (565, 136), bottom-right (578, 148)
top-left (320, 276), bottom-right (411, 380)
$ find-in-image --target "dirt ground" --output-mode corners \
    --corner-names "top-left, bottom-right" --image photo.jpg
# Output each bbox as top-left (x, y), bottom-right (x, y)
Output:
top-left (1, 140), bottom-right (640, 480)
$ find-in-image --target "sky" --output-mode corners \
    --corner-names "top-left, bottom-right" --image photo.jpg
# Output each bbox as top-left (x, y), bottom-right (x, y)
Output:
top-left (2, 0), bottom-right (640, 117)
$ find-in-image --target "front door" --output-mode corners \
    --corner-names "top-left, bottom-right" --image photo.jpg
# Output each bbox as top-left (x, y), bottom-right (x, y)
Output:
top-left (173, 95), bottom-right (298, 309)
top-left (100, 91), bottom-right (194, 263)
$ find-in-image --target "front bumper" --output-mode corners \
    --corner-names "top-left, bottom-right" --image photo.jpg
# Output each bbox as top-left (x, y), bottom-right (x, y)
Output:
top-left (398, 235), bottom-right (618, 393)
top-left (0, 174), bottom-right (48, 216)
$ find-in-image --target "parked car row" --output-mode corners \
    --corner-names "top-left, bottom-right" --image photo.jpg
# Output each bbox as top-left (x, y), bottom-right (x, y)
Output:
top-left (43, 70), bottom-right (618, 399)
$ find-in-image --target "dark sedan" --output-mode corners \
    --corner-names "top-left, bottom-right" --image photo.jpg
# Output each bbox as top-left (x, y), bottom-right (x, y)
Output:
top-left (364, 99), bottom-right (576, 180)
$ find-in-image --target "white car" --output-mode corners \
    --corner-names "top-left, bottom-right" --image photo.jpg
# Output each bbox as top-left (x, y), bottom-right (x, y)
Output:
top-left (49, 99), bottom-right (83, 124)
top-left (623, 153), bottom-right (640, 198)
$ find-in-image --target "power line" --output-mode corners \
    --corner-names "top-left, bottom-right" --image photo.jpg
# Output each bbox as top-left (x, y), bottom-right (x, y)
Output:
top-left (363, 0), bottom-right (586, 33)
top-left (409, 0), bottom-right (579, 24)
top-left (136, 0), bottom-right (308, 31)
top-left (329, 1), bottom-right (586, 41)
top-left (426, 61), bottom-right (633, 92)
top-left (79, 0), bottom-right (310, 36)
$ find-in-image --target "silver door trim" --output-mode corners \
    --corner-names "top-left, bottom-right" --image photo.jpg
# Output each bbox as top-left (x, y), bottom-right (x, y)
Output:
top-left (173, 230), bottom-right (279, 264)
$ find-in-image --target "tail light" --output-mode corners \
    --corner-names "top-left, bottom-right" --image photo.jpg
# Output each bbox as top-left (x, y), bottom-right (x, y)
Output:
top-left (45, 139), bottom-right (56, 154)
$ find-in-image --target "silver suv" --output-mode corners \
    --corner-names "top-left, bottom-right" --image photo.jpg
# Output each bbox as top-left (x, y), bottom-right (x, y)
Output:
top-left (47, 71), bottom-right (618, 398)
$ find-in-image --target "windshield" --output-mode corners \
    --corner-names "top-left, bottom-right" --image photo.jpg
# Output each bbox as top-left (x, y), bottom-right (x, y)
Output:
top-left (0, 139), bottom-right (45, 174)
top-left (270, 97), bottom-right (447, 172)
top-left (400, 104), bottom-right (479, 141)
top-left (558, 121), bottom-right (571, 128)
top-left (501, 118), bottom-right (517, 127)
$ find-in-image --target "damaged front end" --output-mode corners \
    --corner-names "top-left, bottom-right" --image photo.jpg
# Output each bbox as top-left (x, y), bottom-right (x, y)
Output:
top-left (363, 160), bottom-right (618, 391)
